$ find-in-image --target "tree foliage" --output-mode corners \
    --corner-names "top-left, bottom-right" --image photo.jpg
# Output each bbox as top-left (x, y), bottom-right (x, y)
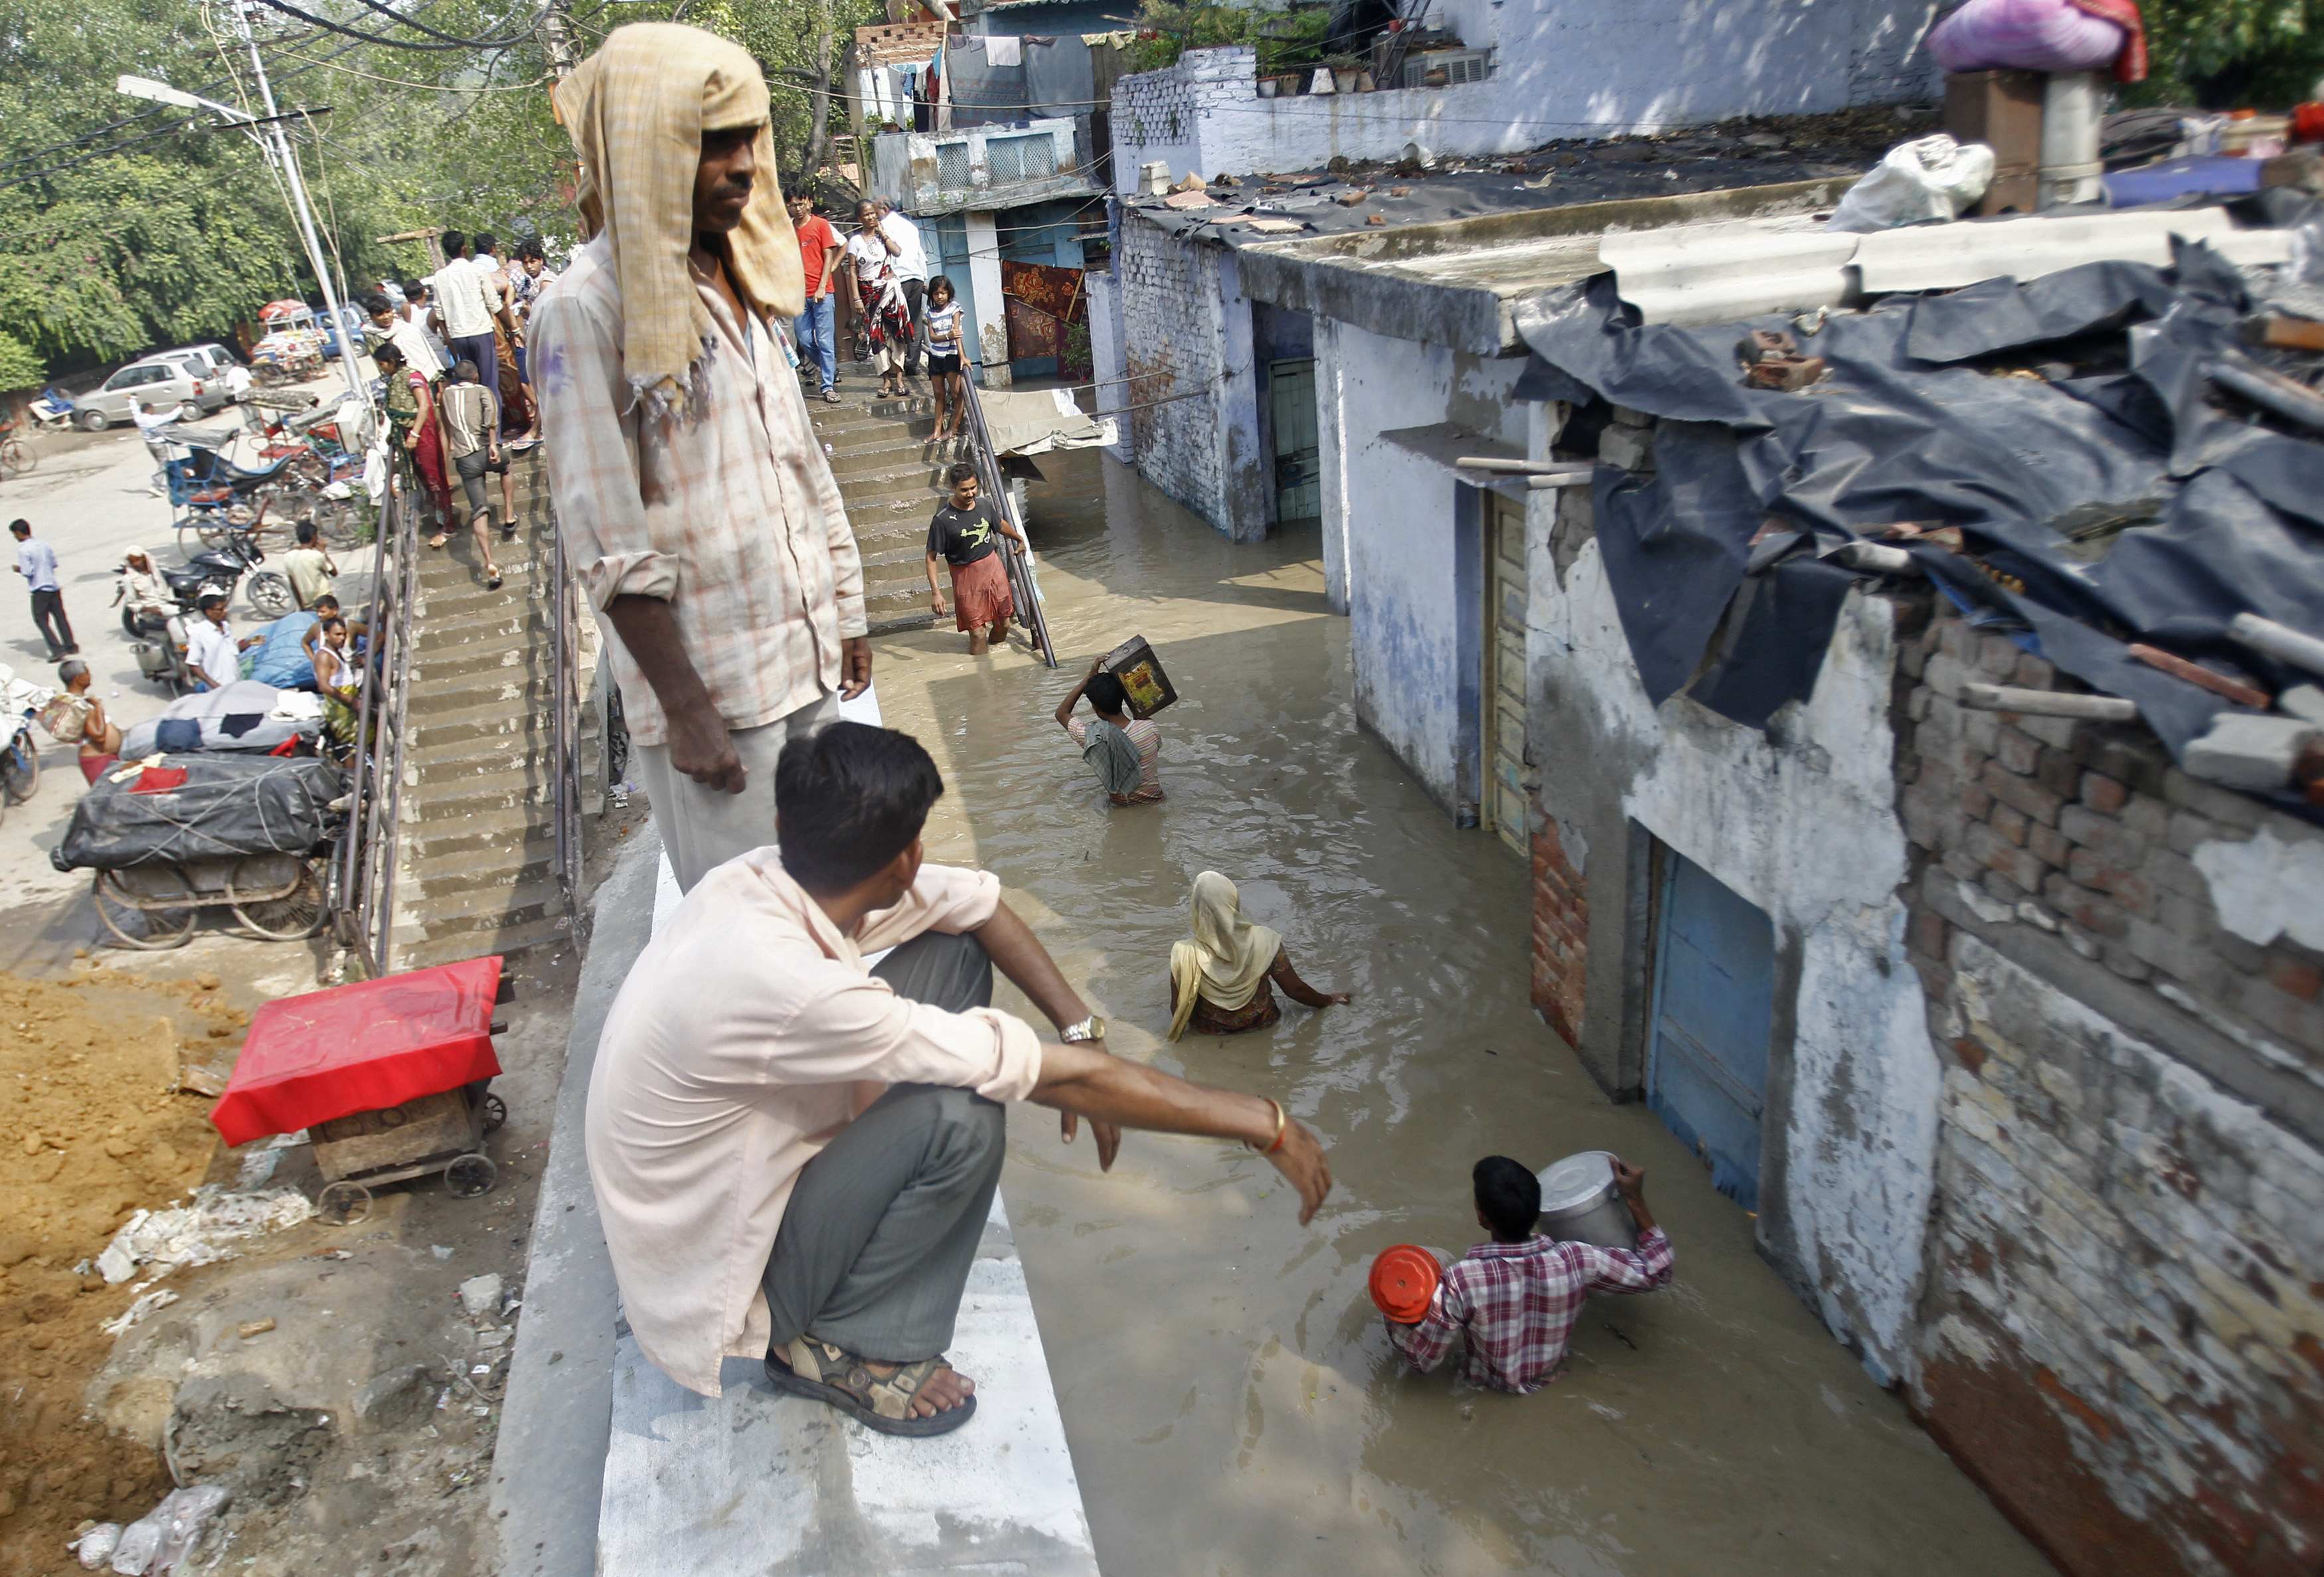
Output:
top-left (0, 0), bottom-right (874, 387)
top-left (2137, 0), bottom-right (2324, 106)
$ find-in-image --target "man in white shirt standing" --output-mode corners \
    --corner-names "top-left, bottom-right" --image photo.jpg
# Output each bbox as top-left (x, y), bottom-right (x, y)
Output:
top-left (429, 229), bottom-right (501, 410)
top-left (532, 24), bottom-right (872, 892)
top-left (876, 199), bottom-right (929, 380)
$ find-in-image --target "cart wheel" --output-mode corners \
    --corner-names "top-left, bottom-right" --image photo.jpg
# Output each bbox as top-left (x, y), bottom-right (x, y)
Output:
top-left (92, 869), bottom-right (197, 950)
top-left (481, 1094), bottom-right (507, 1134)
top-left (229, 859), bottom-right (327, 941)
top-left (446, 1154), bottom-right (497, 1199)
top-left (317, 1180), bottom-right (373, 1226)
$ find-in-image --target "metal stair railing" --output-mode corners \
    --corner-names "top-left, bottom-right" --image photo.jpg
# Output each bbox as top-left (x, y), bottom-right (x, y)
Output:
top-left (335, 455), bottom-right (421, 976)
top-left (546, 489), bottom-right (584, 913)
top-left (957, 355), bottom-right (1059, 669)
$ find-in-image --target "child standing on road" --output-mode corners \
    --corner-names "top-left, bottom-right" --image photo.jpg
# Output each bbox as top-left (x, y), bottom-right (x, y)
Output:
top-left (435, 359), bottom-right (512, 591)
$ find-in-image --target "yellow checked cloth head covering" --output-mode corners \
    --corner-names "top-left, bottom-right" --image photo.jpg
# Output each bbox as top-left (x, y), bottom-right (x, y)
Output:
top-left (554, 23), bottom-right (805, 414)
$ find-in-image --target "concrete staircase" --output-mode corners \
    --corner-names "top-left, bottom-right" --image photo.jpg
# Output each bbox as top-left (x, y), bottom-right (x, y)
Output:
top-left (392, 451), bottom-right (601, 969)
top-left (804, 378), bottom-right (963, 633)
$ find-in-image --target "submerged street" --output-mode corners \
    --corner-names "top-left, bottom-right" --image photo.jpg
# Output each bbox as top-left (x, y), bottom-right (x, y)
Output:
top-left (869, 449), bottom-right (2050, 1577)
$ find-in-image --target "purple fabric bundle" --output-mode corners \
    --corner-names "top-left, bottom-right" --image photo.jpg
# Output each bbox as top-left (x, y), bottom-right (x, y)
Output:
top-left (1928, 0), bottom-right (2125, 74)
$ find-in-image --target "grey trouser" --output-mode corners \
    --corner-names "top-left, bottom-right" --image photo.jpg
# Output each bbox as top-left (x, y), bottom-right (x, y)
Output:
top-left (632, 689), bottom-right (839, 893)
top-left (762, 930), bottom-right (1004, 1363)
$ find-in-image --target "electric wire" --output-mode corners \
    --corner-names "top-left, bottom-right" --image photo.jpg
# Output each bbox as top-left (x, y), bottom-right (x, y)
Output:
top-left (244, 0), bottom-right (548, 54)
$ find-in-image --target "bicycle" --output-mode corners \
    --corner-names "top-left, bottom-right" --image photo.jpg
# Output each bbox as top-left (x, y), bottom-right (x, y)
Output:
top-left (0, 419), bottom-right (34, 480)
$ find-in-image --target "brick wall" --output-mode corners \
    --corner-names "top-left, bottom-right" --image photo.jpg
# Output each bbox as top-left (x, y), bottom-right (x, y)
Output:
top-left (1894, 603), bottom-right (2324, 1577)
top-left (1114, 209), bottom-right (1229, 524)
top-left (1530, 816), bottom-right (1588, 1047)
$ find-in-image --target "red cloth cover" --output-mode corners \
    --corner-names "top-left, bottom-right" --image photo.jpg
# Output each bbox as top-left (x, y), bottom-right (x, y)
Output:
top-left (209, 956), bottom-right (504, 1147)
top-left (2067, 0), bottom-right (2147, 84)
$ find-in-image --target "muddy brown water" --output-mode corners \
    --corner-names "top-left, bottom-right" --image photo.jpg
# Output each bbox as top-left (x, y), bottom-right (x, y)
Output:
top-left (872, 450), bottom-right (2050, 1577)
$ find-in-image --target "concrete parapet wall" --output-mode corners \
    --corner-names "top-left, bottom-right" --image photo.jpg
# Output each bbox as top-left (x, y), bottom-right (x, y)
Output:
top-left (1110, 3), bottom-right (1942, 190)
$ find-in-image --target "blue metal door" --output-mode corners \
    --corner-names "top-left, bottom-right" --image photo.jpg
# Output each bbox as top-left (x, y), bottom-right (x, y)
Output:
top-left (1647, 852), bottom-right (1774, 1209)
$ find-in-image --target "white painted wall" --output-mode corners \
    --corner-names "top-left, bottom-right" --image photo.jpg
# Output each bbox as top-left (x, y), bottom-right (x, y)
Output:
top-left (1085, 268), bottom-right (1132, 463)
top-left (1321, 316), bottom-right (1527, 809)
top-left (1529, 540), bottom-right (1941, 1380)
top-left (963, 211), bottom-right (1010, 385)
top-left (1112, 1), bottom-right (1942, 189)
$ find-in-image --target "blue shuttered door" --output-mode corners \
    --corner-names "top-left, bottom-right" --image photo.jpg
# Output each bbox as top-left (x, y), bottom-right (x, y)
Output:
top-left (1647, 853), bottom-right (1774, 1209)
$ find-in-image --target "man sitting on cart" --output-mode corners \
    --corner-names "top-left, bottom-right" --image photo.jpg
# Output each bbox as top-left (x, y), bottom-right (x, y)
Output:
top-left (588, 722), bottom-right (1333, 1436)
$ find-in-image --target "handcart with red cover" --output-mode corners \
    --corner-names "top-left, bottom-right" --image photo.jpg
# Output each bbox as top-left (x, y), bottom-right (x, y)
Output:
top-left (210, 957), bottom-right (513, 1224)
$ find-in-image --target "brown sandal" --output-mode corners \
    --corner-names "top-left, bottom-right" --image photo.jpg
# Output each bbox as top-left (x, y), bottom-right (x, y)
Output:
top-left (766, 1337), bottom-right (976, 1437)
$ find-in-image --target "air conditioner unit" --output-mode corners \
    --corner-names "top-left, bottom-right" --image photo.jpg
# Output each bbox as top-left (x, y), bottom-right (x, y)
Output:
top-left (1402, 47), bottom-right (1491, 89)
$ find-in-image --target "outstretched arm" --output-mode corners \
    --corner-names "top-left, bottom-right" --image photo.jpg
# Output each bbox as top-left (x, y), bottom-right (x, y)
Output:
top-left (975, 899), bottom-right (1116, 1164)
top-left (1269, 947), bottom-right (1349, 1010)
top-left (1029, 1039), bottom-right (1332, 1224)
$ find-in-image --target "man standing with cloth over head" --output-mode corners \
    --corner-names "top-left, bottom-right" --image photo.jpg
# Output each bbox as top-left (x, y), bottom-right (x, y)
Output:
top-left (533, 23), bottom-right (872, 892)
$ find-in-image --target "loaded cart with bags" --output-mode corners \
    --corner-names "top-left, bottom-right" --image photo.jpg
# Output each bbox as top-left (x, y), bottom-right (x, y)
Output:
top-left (210, 957), bottom-right (514, 1224)
top-left (51, 753), bottom-right (343, 950)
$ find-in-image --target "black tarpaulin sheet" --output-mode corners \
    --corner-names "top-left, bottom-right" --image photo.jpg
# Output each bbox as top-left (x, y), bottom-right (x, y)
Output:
top-left (55, 754), bottom-right (343, 872)
top-left (1511, 240), bottom-right (2324, 769)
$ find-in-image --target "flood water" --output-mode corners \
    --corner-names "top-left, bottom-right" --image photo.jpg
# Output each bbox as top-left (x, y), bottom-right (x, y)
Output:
top-left (870, 450), bottom-right (2051, 1577)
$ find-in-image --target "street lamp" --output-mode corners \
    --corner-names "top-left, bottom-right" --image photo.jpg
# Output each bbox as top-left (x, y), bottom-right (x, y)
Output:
top-left (116, 72), bottom-right (372, 410)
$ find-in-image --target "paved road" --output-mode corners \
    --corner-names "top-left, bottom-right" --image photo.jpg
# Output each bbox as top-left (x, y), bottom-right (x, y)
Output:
top-left (0, 374), bottom-right (371, 918)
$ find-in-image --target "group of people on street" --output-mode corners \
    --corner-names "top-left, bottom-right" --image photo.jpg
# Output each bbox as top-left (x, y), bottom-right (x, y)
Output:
top-left (786, 191), bottom-right (949, 404)
top-left (523, 21), bottom-right (1672, 1444)
top-left (365, 230), bottom-right (554, 590)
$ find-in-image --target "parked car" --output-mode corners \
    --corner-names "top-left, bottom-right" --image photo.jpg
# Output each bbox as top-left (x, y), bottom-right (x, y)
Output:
top-left (75, 358), bottom-right (229, 431)
top-left (156, 343), bottom-right (244, 382)
top-left (315, 303), bottom-right (368, 361)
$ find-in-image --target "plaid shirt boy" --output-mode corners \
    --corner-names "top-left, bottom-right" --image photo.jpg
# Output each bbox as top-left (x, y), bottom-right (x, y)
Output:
top-left (1388, 1228), bottom-right (1675, 1393)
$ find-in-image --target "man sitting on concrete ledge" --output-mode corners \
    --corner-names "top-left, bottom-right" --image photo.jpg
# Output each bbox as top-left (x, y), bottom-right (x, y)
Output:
top-left (586, 722), bottom-right (1333, 1436)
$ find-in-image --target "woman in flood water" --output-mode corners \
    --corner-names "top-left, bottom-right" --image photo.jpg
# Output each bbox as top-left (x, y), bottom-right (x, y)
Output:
top-left (1167, 871), bottom-right (1349, 1039)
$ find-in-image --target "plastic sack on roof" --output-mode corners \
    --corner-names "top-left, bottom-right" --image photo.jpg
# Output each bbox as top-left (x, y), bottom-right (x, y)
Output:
top-left (1829, 135), bottom-right (1997, 232)
top-left (1928, 0), bottom-right (2125, 74)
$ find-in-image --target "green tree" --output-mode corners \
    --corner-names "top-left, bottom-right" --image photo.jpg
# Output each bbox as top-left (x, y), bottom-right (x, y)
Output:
top-left (2129, 0), bottom-right (2324, 106)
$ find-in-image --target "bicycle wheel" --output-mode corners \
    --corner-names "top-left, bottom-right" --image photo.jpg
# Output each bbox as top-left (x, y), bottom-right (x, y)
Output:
top-left (246, 571), bottom-right (294, 618)
top-left (2, 735), bottom-right (39, 805)
top-left (92, 869), bottom-right (198, 950)
top-left (0, 436), bottom-right (29, 478)
top-left (228, 859), bottom-right (327, 941)
top-left (311, 497), bottom-right (359, 548)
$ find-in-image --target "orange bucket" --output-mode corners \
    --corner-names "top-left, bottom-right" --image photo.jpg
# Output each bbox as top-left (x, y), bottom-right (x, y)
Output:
top-left (1369, 1245), bottom-right (1441, 1323)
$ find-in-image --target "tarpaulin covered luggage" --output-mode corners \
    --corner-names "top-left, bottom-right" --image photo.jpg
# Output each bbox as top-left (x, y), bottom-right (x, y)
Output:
top-left (53, 754), bottom-right (341, 872)
top-left (210, 957), bottom-right (504, 1146)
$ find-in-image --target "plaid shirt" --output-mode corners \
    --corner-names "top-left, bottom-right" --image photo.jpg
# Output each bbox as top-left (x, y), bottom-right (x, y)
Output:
top-left (532, 234), bottom-right (866, 748)
top-left (1388, 1228), bottom-right (1674, 1393)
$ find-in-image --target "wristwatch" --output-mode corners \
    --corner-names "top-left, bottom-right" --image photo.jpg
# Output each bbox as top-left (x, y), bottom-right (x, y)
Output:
top-left (1059, 1015), bottom-right (1106, 1043)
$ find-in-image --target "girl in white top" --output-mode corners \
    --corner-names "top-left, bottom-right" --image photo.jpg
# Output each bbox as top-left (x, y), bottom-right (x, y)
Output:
top-left (922, 275), bottom-right (967, 440)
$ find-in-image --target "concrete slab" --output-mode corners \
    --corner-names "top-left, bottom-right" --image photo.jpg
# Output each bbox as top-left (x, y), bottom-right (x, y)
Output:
top-left (596, 1195), bottom-right (1097, 1577)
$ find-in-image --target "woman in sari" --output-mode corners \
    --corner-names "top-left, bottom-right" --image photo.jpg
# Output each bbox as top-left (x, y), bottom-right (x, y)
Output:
top-left (374, 343), bottom-right (452, 533)
top-left (845, 200), bottom-right (914, 398)
top-left (1166, 872), bottom-right (1349, 1040)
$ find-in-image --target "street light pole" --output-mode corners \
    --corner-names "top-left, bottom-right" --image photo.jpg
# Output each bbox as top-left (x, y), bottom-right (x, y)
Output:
top-left (230, 1), bottom-right (370, 409)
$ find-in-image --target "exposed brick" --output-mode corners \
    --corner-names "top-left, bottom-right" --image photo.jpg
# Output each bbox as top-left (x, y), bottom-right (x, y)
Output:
top-left (2266, 952), bottom-right (2323, 1003)
top-left (2042, 872), bottom-right (2130, 939)
top-left (2230, 973), bottom-right (2324, 1050)
top-left (2163, 766), bottom-right (2265, 830)
top-left (1959, 779), bottom-right (1994, 820)
top-left (2080, 772), bottom-right (2128, 815)
top-left (1990, 803), bottom-right (2030, 847)
top-left (2167, 810), bottom-right (2224, 858)
top-left (1983, 760), bottom-right (2064, 827)
top-left (1910, 908), bottom-right (1950, 961)
top-left (2014, 652), bottom-right (2056, 689)
top-left (1978, 632), bottom-right (2022, 680)
top-left (2119, 792), bottom-right (2168, 841)
top-left (1940, 847), bottom-right (1981, 884)
top-left (2084, 732), bottom-right (2171, 797)
top-left (1982, 867), bottom-right (2028, 904)
top-left (1967, 819), bottom-right (2048, 895)
top-left (1996, 726), bottom-right (2042, 776)
top-left (1939, 619), bottom-right (1971, 660)
top-left (2103, 941), bottom-right (2153, 981)
top-left (2066, 848), bottom-right (2157, 917)
top-left (2028, 823), bottom-right (2072, 871)
top-left (2058, 805), bottom-right (2146, 866)
top-left (2036, 746), bottom-right (2082, 801)
top-left (2014, 712), bottom-right (2080, 751)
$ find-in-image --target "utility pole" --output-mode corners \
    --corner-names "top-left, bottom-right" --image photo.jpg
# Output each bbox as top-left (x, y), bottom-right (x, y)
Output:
top-left (230, 0), bottom-right (371, 409)
top-left (538, 0), bottom-right (580, 83)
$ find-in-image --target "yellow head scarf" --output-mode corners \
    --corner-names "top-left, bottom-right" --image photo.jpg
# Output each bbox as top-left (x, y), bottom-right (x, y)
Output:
top-left (554, 23), bottom-right (805, 414)
top-left (1166, 872), bottom-right (1284, 1041)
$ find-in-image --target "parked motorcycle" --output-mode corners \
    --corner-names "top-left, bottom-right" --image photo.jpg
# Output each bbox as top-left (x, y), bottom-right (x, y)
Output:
top-left (161, 529), bottom-right (295, 622)
top-left (0, 663), bottom-right (55, 823)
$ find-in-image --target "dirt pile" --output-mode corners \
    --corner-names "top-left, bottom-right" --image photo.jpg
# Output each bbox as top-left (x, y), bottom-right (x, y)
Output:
top-left (0, 967), bottom-right (242, 1576)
